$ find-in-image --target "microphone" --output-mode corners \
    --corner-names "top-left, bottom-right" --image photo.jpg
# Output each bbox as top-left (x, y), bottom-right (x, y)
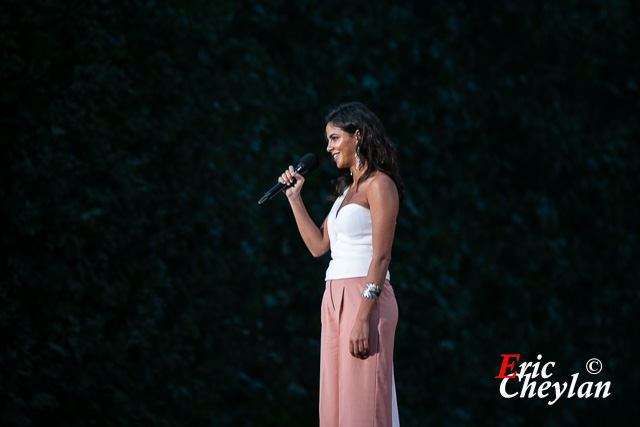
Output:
top-left (258, 153), bottom-right (319, 205)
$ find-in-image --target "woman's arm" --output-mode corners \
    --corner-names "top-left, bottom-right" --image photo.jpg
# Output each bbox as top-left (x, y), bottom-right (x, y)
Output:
top-left (279, 166), bottom-right (330, 258)
top-left (349, 174), bottom-right (399, 358)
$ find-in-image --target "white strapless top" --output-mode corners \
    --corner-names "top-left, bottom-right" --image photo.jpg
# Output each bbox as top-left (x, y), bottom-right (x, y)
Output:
top-left (325, 186), bottom-right (391, 281)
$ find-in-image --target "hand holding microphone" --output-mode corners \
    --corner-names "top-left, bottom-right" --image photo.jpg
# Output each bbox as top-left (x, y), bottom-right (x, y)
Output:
top-left (278, 165), bottom-right (304, 199)
top-left (258, 153), bottom-right (319, 205)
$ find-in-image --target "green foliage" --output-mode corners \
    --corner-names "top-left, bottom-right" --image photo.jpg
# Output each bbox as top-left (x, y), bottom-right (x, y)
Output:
top-left (1, 0), bottom-right (638, 425)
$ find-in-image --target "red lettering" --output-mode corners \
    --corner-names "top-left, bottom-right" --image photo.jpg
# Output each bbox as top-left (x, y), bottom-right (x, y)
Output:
top-left (495, 354), bottom-right (520, 378)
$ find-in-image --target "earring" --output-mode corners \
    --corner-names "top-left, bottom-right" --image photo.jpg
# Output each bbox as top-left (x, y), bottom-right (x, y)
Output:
top-left (355, 143), bottom-right (362, 170)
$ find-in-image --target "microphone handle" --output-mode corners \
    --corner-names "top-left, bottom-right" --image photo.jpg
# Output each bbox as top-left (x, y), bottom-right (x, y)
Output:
top-left (258, 164), bottom-right (304, 205)
top-left (258, 182), bottom-right (286, 205)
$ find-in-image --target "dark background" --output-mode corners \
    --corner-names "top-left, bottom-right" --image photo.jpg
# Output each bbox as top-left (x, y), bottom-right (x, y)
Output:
top-left (2, 0), bottom-right (638, 425)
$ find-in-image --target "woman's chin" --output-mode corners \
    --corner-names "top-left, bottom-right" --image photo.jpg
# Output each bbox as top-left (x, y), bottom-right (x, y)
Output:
top-left (330, 158), bottom-right (352, 170)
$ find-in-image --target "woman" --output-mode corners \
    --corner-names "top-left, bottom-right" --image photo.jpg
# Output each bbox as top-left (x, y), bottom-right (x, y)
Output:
top-left (279, 102), bottom-right (402, 426)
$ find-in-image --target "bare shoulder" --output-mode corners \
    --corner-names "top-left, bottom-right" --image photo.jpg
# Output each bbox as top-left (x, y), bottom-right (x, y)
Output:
top-left (368, 172), bottom-right (397, 193)
top-left (366, 172), bottom-right (399, 202)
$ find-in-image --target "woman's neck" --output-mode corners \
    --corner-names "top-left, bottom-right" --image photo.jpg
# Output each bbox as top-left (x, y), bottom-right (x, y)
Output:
top-left (351, 166), bottom-right (367, 185)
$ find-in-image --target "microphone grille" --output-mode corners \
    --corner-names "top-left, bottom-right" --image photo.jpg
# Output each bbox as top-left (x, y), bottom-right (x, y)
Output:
top-left (298, 153), bottom-right (319, 173)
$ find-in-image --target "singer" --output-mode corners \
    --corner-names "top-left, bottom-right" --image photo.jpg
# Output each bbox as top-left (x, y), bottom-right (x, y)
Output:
top-left (278, 102), bottom-right (403, 426)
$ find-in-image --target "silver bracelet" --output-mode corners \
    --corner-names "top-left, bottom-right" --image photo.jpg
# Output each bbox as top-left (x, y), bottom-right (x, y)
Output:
top-left (365, 283), bottom-right (382, 296)
top-left (361, 287), bottom-right (378, 300)
top-left (361, 283), bottom-right (381, 300)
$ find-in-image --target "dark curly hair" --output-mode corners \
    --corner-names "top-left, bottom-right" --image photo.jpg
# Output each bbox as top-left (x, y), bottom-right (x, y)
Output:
top-left (325, 102), bottom-right (403, 202)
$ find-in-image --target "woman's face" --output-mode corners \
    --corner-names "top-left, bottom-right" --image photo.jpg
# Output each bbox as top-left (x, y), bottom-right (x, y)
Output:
top-left (325, 122), bottom-right (359, 169)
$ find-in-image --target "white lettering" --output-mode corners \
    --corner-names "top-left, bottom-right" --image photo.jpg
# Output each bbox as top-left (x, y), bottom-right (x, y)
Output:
top-left (531, 354), bottom-right (543, 378)
top-left (577, 381), bottom-right (593, 398)
top-left (548, 381), bottom-right (568, 405)
top-left (537, 381), bottom-right (551, 398)
top-left (593, 381), bottom-right (611, 398)
top-left (498, 357), bottom-right (612, 404)
top-left (518, 361), bottom-right (533, 379)
top-left (541, 362), bottom-right (555, 378)
top-left (500, 378), bottom-right (518, 398)
top-left (520, 375), bottom-right (537, 398)
top-left (567, 373), bottom-right (579, 398)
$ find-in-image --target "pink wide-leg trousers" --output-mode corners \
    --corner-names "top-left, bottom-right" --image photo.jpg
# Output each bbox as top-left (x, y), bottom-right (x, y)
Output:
top-left (320, 277), bottom-right (399, 427)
